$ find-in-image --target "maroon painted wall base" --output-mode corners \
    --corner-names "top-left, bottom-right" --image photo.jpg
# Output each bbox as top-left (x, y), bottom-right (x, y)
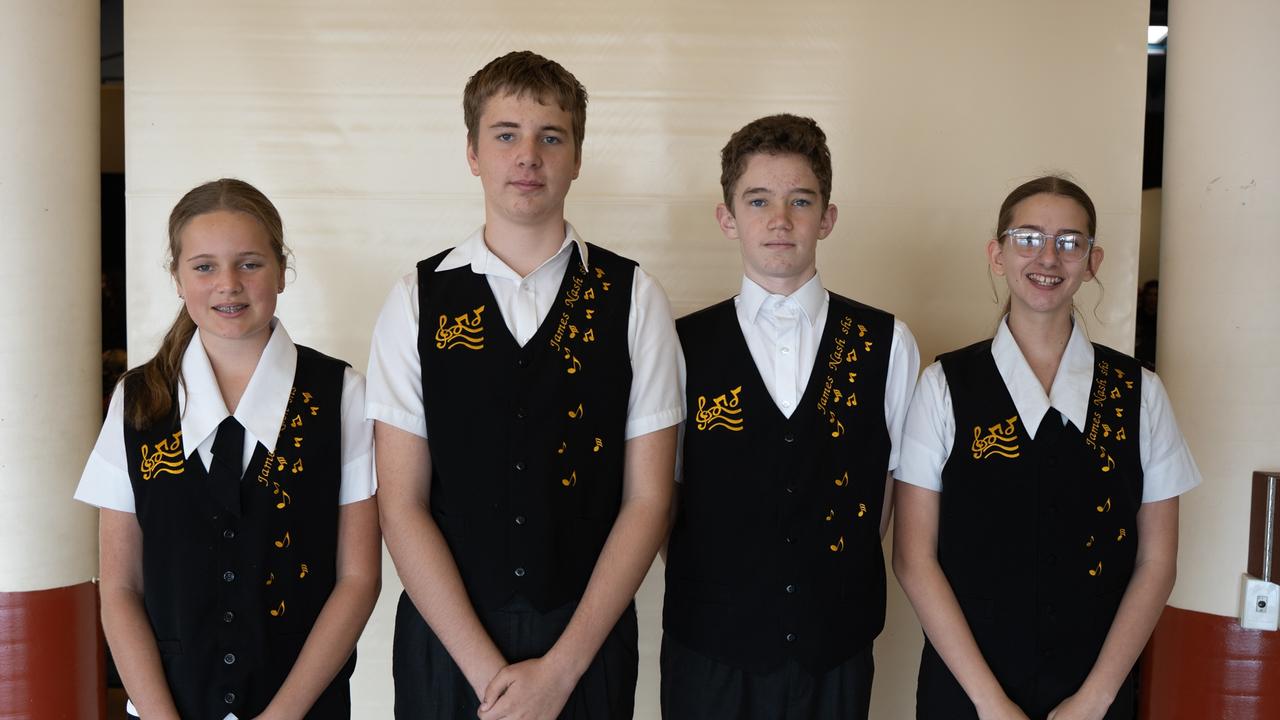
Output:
top-left (0, 582), bottom-right (103, 720)
top-left (1140, 605), bottom-right (1280, 719)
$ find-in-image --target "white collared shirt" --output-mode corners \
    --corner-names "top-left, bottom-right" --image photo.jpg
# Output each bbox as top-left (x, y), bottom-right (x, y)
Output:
top-left (730, 273), bottom-right (921, 471)
top-left (75, 320), bottom-right (376, 512)
top-left (365, 223), bottom-right (685, 440)
top-left (895, 317), bottom-right (1202, 501)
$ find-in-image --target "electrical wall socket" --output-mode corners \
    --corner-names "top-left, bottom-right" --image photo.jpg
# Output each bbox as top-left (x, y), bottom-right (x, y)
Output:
top-left (1239, 574), bottom-right (1280, 631)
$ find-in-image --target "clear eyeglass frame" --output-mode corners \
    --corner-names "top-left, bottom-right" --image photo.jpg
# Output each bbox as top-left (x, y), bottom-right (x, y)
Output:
top-left (1002, 227), bottom-right (1094, 261)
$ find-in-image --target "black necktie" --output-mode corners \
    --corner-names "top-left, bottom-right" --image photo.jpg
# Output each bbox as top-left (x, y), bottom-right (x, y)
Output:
top-left (209, 416), bottom-right (245, 516)
top-left (1038, 407), bottom-right (1063, 443)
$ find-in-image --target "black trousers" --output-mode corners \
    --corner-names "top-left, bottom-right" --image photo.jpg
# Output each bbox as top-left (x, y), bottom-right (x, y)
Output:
top-left (393, 592), bottom-right (638, 719)
top-left (915, 640), bottom-right (1137, 720)
top-left (659, 634), bottom-right (875, 720)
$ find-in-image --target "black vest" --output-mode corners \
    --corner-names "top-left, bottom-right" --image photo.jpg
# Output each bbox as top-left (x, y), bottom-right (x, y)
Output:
top-left (417, 242), bottom-right (635, 612)
top-left (934, 340), bottom-right (1143, 688)
top-left (124, 345), bottom-right (354, 720)
top-left (665, 294), bottom-right (894, 674)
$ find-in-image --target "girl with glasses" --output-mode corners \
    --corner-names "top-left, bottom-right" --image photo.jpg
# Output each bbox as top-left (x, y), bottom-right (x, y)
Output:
top-left (893, 175), bottom-right (1201, 719)
top-left (75, 179), bottom-right (380, 720)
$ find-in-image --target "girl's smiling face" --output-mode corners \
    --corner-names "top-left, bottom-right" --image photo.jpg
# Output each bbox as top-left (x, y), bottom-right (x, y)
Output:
top-left (174, 209), bottom-right (283, 353)
top-left (988, 192), bottom-right (1103, 322)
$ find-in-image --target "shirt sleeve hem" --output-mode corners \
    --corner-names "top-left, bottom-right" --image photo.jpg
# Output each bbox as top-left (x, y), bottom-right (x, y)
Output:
top-left (624, 406), bottom-right (686, 440)
top-left (366, 403), bottom-right (428, 438)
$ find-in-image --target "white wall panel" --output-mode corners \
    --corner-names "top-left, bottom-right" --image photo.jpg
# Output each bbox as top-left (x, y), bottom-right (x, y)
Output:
top-left (126, 2), bottom-right (1149, 716)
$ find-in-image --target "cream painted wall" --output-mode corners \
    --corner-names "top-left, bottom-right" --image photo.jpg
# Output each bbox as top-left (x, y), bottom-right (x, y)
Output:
top-left (124, 2), bottom-right (1149, 716)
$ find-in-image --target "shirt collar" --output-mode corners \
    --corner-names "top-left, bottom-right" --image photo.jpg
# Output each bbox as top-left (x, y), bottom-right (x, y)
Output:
top-left (178, 319), bottom-right (296, 458)
top-left (990, 316), bottom-right (1094, 439)
top-left (435, 222), bottom-right (589, 278)
top-left (737, 273), bottom-right (826, 326)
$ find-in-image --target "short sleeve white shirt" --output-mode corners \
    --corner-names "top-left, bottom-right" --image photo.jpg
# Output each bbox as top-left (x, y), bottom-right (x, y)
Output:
top-left (365, 223), bottom-right (685, 440)
top-left (75, 320), bottom-right (376, 512)
top-left (895, 317), bottom-right (1202, 502)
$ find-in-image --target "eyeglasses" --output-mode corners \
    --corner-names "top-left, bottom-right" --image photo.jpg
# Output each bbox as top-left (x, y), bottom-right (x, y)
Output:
top-left (1002, 228), bottom-right (1094, 262)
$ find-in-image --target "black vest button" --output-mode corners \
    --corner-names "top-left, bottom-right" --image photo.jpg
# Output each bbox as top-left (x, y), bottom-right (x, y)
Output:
top-left (785, 486), bottom-right (795, 494)
top-left (1046, 456), bottom-right (1058, 467)
top-left (784, 536), bottom-right (794, 544)
top-left (785, 633), bottom-right (797, 642)
top-left (783, 433), bottom-right (795, 443)
top-left (514, 567), bottom-right (526, 577)
top-left (223, 529), bottom-right (235, 539)
top-left (517, 357), bottom-right (529, 368)
top-left (515, 461), bottom-right (526, 471)
top-left (516, 408), bottom-right (527, 419)
top-left (515, 515), bottom-right (526, 525)
top-left (785, 584), bottom-right (796, 594)
top-left (222, 611), bottom-right (235, 623)
top-left (224, 692), bottom-right (236, 704)
top-left (222, 570), bottom-right (235, 583)
top-left (223, 653), bottom-right (236, 665)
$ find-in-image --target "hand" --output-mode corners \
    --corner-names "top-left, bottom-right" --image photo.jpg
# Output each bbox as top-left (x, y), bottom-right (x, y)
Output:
top-left (477, 656), bottom-right (578, 720)
top-left (1046, 690), bottom-right (1112, 720)
top-left (974, 694), bottom-right (1030, 720)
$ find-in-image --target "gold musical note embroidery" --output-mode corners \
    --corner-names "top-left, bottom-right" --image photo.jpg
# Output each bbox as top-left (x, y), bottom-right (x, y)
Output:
top-left (1102, 423), bottom-right (1112, 438)
top-left (847, 372), bottom-right (857, 384)
top-left (1089, 562), bottom-right (1103, 577)
top-left (292, 436), bottom-right (302, 448)
top-left (582, 328), bottom-right (595, 343)
top-left (1116, 528), bottom-right (1127, 541)
top-left (565, 353), bottom-right (582, 374)
top-left (435, 305), bottom-right (485, 350)
top-left (266, 572), bottom-right (275, 586)
top-left (1115, 427), bottom-right (1127, 441)
top-left (585, 309), bottom-right (595, 319)
top-left (830, 414), bottom-right (845, 438)
top-left (695, 386), bottom-right (745, 432)
top-left (569, 324), bottom-right (579, 339)
top-left (1100, 452), bottom-right (1115, 473)
top-left (857, 503), bottom-right (867, 517)
top-left (1114, 407), bottom-right (1124, 418)
top-left (601, 282), bottom-right (611, 291)
top-left (270, 600), bottom-right (286, 617)
top-left (857, 324), bottom-right (867, 337)
top-left (301, 392), bottom-right (313, 404)
top-left (291, 459), bottom-right (304, 474)
top-left (309, 406), bottom-right (319, 416)
top-left (274, 531), bottom-right (291, 549)
top-left (140, 431), bottom-right (185, 480)
top-left (561, 470), bottom-right (577, 487)
top-left (568, 403), bottom-right (584, 419)
top-left (1109, 387), bottom-right (1122, 400)
top-left (971, 417), bottom-right (1020, 460)
top-left (1124, 380), bottom-right (1134, 390)
top-left (834, 471), bottom-right (849, 487)
top-left (583, 288), bottom-right (596, 300)
top-left (273, 484), bottom-right (292, 509)
top-left (1114, 368), bottom-right (1126, 380)
top-left (845, 392), bottom-right (858, 407)
top-left (864, 341), bottom-right (873, 352)
top-left (1097, 497), bottom-right (1111, 513)
top-left (557, 441), bottom-right (566, 455)
top-left (290, 414), bottom-right (303, 428)
top-left (845, 349), bottom-right (858, 363)
top-left (1085, 535), bottom-right (1095, 548)
top-left (830, 536), bottom-right (845, 552)
top-left (825, 509), bottom-right (835, 521)
top-left (276, 456), bottom-right (287, 471)
top-left (592, 438), bottom-right (603, 453)
top-left (299, 563), bottom-right (309, 579)
top-left (595, 267), bottom-right (605, 279)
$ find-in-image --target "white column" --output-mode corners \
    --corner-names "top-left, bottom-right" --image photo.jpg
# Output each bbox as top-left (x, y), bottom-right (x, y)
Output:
top-left (0, 2), bottom-right (101, 715)
top-left (1160, 0), bottom-right (1280, 616)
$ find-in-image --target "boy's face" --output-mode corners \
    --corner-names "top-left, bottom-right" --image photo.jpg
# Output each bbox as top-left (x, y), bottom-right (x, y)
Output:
top-left (716, 152), bottom-right (836, 294)
top-left (467, 92), bottom-right (581, 230)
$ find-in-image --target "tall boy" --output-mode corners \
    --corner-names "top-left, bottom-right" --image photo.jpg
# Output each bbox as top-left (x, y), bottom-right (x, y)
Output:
top-left (662, 115), bottom-right (920, 719)
top-left (367, 51), bottom-right (682, 719)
